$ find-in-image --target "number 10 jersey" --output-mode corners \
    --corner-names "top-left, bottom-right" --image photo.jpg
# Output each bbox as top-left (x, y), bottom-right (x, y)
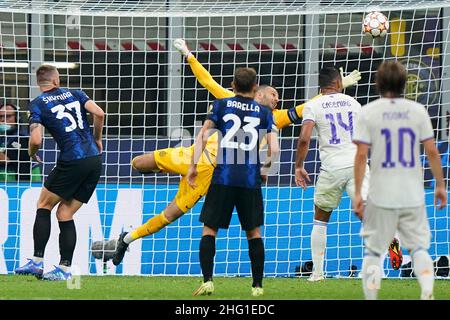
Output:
top-left (353, 98), bottom-right (434, 208)
top-left (302, 92), bottom-right (362, 172)
top-left (28, 87), bottom-right (100, 162)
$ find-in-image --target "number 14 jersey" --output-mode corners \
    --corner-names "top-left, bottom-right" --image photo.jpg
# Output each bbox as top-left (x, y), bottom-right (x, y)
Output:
top-left (207, 95), bottom-right (275, 189)
top-left (302, 93), bottom-right (362, 172)
top-left (28, 87), bottom-right (100, 161)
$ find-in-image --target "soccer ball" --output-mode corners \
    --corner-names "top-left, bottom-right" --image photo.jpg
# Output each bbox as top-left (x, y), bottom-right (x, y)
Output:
top-left (363, 11), bottom-right (389, 38)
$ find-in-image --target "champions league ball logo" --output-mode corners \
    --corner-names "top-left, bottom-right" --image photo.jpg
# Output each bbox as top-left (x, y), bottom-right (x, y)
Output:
top-left (399, 58), bottom-right (439, 106)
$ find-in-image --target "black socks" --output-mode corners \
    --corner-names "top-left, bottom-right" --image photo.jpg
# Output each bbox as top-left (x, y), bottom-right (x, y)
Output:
top-left (58, 220), bottom-right (77, 267)
top-left (248, 238), bottom-right (265, 288)
top-left (33, 208), bottom-right (77, 267)
top-left (199, 235), bottom-right (264, 287)
top-left (33, 208), bottom-right (51, 258)
top-left (199, 235), bottom-right (216, 282)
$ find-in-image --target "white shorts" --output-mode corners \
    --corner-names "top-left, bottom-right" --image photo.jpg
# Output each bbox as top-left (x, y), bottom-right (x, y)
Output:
top-left (314, 165), bottom-right (370, 212)
top-left (361, 199), bottom-right (431, 256)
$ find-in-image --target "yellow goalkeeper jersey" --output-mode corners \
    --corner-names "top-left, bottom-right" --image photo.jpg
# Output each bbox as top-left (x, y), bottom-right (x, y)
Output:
top-left (186, 54), bottom-right (322, 165)
top-left (186, 54), bottom-right (322, 130)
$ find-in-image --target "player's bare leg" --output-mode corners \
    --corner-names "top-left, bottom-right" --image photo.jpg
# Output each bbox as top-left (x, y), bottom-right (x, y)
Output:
top-left (112, 199), bottom-right (184, 266)
top-left (246, 227), bottom-right (264, 296)
top-left (193, 225), bottom-right (217, 296)
top-left (131, 152), bottom-right (159, 173)
top-left (308, 205), bottom-right (331, 282)
top-left (56, 198), bottom-right (83, 221)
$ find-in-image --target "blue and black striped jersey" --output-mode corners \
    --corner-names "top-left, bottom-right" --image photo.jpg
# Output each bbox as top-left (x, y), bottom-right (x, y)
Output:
top-left (29, 87), bottom-right (100, 162)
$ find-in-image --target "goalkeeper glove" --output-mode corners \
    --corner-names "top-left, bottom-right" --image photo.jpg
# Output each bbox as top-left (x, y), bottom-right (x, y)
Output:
top-left (340, 67), bottom-right (361, 88)
top-left (173, 38), bottom-right (191, 57)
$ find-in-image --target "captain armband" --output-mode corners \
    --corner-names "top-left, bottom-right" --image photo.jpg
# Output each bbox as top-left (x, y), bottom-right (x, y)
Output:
top-left (287, 107), bottom-right (302, 124)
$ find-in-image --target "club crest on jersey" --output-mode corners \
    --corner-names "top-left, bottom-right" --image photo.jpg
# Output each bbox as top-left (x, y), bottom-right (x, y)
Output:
top-left (159, 150), bottom-right (167, 157)
top-left (226, 100), bottom-right (260, 112)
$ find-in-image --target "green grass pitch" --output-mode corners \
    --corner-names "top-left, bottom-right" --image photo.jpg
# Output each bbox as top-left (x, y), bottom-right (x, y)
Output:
top-left (0, 275), bottom-right (449, 300)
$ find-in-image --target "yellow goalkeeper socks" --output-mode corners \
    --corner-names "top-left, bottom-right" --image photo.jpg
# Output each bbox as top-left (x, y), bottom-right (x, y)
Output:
top-left (130, 211), bottom-right (171, 241)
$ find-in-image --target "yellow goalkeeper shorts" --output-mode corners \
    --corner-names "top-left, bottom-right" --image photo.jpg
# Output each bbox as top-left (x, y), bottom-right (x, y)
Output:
top-left (154, 145), bottom-right (215, 213)
top-left (154, 145), bottom-right (192, 176)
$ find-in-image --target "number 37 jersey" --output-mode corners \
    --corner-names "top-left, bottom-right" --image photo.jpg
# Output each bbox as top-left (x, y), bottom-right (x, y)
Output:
top-left (28, 87), bottom-right (100, 162)
top-left (208, 95), bottom-right (275, 188)
top-left (302, 93), bottom-right (362, 171)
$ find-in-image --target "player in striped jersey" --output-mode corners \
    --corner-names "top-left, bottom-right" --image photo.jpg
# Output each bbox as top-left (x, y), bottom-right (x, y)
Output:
top-left (15, 65), bottom-right (104, 281)
top-left (187, 67), bottom-right (279, 296)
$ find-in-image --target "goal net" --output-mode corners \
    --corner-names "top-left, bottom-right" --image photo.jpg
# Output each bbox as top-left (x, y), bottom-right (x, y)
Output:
top-left (0, 0), bottom-right (449, 278)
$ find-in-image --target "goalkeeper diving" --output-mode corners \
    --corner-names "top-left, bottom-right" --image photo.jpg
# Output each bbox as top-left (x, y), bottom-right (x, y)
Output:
top-left (109, 39), bottom-right (362, 265)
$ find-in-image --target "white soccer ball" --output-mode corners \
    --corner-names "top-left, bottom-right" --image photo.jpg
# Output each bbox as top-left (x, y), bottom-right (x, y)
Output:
top-left (363, 11), bottom-right (389, 38)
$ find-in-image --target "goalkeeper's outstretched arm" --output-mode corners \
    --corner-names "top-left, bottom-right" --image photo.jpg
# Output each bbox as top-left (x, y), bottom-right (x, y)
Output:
top-left (174, 39), bottom-right (234, 99)
top-left (272, 99), bottom-right (314, 129)
top-left (174, 39), bottom-right (361, 129)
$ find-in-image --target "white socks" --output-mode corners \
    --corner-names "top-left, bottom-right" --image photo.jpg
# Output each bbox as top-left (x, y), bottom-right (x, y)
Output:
top-left (361, 249), bottom-right (435, 300)
top-left (311, 222), bottom-right (327, 275)
top-left (58, 264), bottom-right (71, 273)
top-left (32, 256), bottom-right (43, 264)
top-left (361, 255), bottom-right (382, 300)
top-left (412, 250), bottom-right (434, 300)
top-left (124, 233), bottom-right (134, 244)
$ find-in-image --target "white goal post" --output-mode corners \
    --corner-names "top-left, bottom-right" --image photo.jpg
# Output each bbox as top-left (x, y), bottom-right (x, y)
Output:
top-left (0, 0), bottom-right (448, 278)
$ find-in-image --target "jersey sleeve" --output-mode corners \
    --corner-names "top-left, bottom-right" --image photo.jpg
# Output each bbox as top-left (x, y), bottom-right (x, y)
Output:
top-left (28, 102), bottom-right (42, 125)
top-left (187, 55), bottom-right (235, 99)
top-left (352, 110), bottom-right (371, 145)
top-left (72, 90), bottom-right (91, 106)
top-left (273, 94), bottom-right (323, 129)
top-left (292, 93), bottom-right (323, 125)
top-left (301, 101), bottom-right (316, 124)
top-left (272, 107), bottom-right (301, 129)
top-left (419, 108), bottom-right (435, 142)
top-left (206, 101), bottom-right (220, 124)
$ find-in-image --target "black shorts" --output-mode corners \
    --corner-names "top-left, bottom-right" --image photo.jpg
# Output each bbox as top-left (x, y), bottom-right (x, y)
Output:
top-left (44, 155), bottom-right (102, 203)
top-left (200, 184), bottom-right (264, 231)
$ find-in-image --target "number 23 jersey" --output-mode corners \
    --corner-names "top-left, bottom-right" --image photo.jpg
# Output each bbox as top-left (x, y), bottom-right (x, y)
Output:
top-left (302, 93), bottom-right (362, 172)
top-left (208, 95), bottom-right (274, 189)
top-left (28, 87), bottom-right (100, 162)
